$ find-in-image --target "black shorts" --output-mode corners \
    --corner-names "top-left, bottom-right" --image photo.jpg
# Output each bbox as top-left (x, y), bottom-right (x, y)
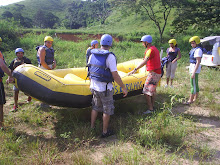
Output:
top-left (0, 82), bottom-right (6, 105)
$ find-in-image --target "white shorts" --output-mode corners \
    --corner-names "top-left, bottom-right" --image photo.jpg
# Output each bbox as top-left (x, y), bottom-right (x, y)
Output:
top-left (166, 61), bottom-right (177, 79)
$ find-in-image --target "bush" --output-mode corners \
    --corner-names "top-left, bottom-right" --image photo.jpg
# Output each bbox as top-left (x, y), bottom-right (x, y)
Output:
top-left (0, 19), bottom-right (22, 51)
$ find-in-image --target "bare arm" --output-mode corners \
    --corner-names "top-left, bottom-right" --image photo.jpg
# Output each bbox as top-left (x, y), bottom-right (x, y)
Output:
top-left (0, 58), bottom-right (14, 83)
top-left (172, 50), bottom-right (181, 63)
top-left (0, 58), bottom-right (12, 76)
top-left (191, 57), bottom-right (201, 79)
top-left (38, 47), bottom-right (52, 70)
top-left (128, 57), bottom-right (149, 75)
top-left (112, 71), bottom-right (128, 97)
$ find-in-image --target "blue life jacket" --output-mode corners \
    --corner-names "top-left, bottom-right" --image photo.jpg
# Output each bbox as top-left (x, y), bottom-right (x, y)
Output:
top-left (36, 45), bottom-right (54, 65)
top-left (87, 49), bottom-right (116, 83)
top-left (189, 47), bottom-right (202, 64)
top-left (86, 47), bottom-right (92, 63)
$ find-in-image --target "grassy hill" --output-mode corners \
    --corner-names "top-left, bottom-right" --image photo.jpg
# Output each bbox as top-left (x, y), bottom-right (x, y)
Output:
top-left (0, 0), bottom-right (73, 19)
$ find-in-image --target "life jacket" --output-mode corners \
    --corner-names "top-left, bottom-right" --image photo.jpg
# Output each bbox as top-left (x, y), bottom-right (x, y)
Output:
top-left (0, 55), bottom-right (5, 78)
top-left (87, 49), bottom-right (116, 83)
top-left (12, 57), bottom-right (31, 70)
top-left (167, 47), bottom-right (179, 62)
top-left (13, 57), bottom-right (24, 69)
top-left (146, 46), bottom-right (161, 71)
top-left (161, 56), bottom-right (169, 77)
top-left (86, 47), bottom-right (92, 63)
top-left (189, 47), bottom-right (202, 64)
top-left (36, 45), bottom-right (54, 65)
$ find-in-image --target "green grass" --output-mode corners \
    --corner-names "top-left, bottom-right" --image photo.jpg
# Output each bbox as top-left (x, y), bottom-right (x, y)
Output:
top-left (1, 32), bottom-right (220, 164)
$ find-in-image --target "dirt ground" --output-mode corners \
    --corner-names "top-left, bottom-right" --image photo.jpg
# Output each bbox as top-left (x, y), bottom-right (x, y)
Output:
top-left (55, 33), bottom-right (121, 42)
top-left (172, 105), bottom-right (220, 164)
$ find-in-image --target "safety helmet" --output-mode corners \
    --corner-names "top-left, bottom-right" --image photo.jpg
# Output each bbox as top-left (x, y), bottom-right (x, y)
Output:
top-left (0, 37), bottom-right (2, 42)
top-left (168, 39), bottom-right (177, 46)
top-left (189, 36), bottom-right (200, 44)
top-left (100, 34), bottom-right (113, 46)
top-left (91, 40), bottom-right (98, 46)
top-left (15, 48), bottom-right (24, 54)
top-left (44, 36), bottom-right (54, 42)
top-left (140, 35), bottom-right (152, 43)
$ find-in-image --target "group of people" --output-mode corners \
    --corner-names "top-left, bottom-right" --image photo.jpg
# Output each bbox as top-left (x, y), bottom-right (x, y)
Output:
top-left (0, 35), bottom-right (56, 129)
top-left (86, 34), bottom-right (202, 137)
top-left (0, 34), bottom-right (202, 138)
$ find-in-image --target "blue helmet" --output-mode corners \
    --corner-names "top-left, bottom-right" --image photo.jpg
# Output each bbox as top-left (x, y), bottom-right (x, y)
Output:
top-left (140, 35), bottom-right (152, 43)
top-left (15, 48), bottom-right (24, 55)
top-left (100, 34), bottom-right (113, 46)
top-left (91, 40), bottom-right (98, 46)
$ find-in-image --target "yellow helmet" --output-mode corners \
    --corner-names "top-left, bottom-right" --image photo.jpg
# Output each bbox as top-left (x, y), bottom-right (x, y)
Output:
top-left (44, 36), bottom-right (53, 42)
top-left (168, 39), bottom-right (177, 46)
top-left (0, 37), bottom-right (2, 42)
top-left (189, 36), bottom-right (200, 44)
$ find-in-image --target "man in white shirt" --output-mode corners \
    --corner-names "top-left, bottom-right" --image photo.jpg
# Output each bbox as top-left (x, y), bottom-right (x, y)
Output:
top-left (88, 34), bottom-right (128, 138)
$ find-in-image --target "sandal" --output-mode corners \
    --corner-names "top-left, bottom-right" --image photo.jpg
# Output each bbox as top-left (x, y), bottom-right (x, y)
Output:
top-left (101, 130), bottom-right (114, 138)
top-left (183, 101), bottom-right (193, 105)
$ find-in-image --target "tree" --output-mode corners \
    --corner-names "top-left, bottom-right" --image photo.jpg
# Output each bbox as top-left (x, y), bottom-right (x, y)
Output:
top-left (172, 0), bottom-right (220, 33)
top-left (90, 0), bottom-right (111, 24)
top-left (2, 11), bottom-right (13, 19)
top-left (44, 12), bottom-right (59, 29)
top-left (110, 0), bottom-right (181, 42)
top-left (65, 1), bottom-right (87, 29)
top-left (34, 9), bottom-right (46, 28)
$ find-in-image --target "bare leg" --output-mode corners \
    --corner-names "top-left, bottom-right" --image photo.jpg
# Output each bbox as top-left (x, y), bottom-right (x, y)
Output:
top-left (171, 79), bottom-right (174, 86)
top-left (193, 92), bottom-right (199, 102)
top-left (102, 113), bottom-right (110, 133)
top-left (91, 110), bottom-right (98, 129)
top-left (188, 94), bottom-right (195, 103)
top-left (0, 105), bottom-right (3, 128)
top-left (14, 90), bottom-right (19, 107)
top-left (151, 94), bottom-right (155, 109)
top-left (145, 94), bottom-right (153, 110)
top-left (166, 78), bottom-right (169, 85)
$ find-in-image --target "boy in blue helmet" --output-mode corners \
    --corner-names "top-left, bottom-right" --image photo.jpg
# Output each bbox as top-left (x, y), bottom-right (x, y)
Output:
top-left (8, 48), bottom-right (32, 112)
top-left (0, 37), bottom-right (14, 129)
top-left (86, 40), bottom-right (99, 63)
top-left (87, 34), bottom-right (128, 138)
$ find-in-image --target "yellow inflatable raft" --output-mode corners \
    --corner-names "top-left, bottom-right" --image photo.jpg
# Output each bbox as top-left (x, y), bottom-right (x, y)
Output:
top-left (12, 59), bottom-right (149, 108)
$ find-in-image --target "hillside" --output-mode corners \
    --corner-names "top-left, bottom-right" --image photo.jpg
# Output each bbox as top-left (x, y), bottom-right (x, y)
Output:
top-left (0, 0), bottom-right (73, 19)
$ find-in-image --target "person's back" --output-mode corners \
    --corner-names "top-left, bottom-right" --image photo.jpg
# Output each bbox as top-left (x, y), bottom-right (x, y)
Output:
top-left (88, 34), bottom-right (127, 138)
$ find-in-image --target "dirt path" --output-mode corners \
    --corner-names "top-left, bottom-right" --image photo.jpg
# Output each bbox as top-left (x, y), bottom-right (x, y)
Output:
top-left (172, 105), bottom-right (220, 164)
top-left (55, 33), bottom-right (121, 42)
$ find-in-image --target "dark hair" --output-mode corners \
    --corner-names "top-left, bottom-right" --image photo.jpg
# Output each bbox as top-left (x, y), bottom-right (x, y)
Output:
top-left (175, 44), bottom-right (178, 47)
top-left (101, 45), bottom-right (110, 48)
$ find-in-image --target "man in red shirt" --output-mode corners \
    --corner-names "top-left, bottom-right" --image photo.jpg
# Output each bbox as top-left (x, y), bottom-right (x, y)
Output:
top-left (128, 35), bottom-right (161, 114)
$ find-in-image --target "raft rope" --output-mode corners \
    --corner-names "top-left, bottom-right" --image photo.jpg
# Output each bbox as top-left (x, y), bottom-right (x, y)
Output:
top-left (20, 64), bottom-right (148, 86)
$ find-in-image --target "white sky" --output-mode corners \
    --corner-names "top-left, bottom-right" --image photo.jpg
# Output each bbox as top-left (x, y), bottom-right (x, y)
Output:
top-left (0, 0), bottom-right (24, 6)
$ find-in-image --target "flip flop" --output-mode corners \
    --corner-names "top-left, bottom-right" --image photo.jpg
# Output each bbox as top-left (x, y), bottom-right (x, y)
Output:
top-left (183, 101), bottom-right (193, 105)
